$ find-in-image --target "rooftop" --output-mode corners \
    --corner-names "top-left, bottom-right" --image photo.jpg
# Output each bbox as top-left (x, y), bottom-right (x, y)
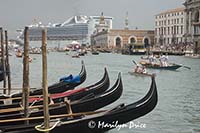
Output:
top-left (156, 7), bottom-right (185, 16)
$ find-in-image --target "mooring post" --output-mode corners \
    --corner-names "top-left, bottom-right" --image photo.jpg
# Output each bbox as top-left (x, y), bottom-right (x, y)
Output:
top-left (42, 28), bottom-right (50, 132)
top-left (0, 27), bottom-right (7, 94)
top-left (22, 27), bottom-right (30, 125)
top-left (5, 30), bottom-right (11, 95)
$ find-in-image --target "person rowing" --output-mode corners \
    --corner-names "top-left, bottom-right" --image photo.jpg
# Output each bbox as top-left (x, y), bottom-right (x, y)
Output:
top-left (159, 54), bottom-right (169, 67)
top-left (149, 54), bottom-right (156, 65)
top-left (142, 66), bottom-right (147, 73)
top-left (134, 65), bottom-right (147, 74)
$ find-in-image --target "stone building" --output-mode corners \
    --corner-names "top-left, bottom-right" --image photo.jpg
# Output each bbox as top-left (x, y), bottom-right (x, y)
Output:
top-left (91, 12), bottom-right (154, 51)
top-left (155, 7), bottom-right (186, 46)
top-left (184, 0), bottom-right (200, 54)
top-left (91, 29), bottom-right (154, 49)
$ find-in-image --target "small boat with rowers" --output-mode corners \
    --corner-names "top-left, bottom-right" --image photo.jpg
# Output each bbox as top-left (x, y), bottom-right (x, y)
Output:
top-left (140, 60), bottom-right (183, 70)
top-left (129, 60), bottom-right (153, 77)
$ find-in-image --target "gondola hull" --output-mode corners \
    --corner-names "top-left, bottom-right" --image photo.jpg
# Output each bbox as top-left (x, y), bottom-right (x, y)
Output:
top-left (0, 61), bottom-right (87, 100)
top-left (0, 72), bottom-right (121, 126)
top-left (128, 71), bottom-right (152, 77)
top-left (144, 64), bottom-right (181, 70)
top-left (140, 61), bottom-right (182, 70)
top-left (0, 75), bottom-right (157, 133)
top-left (0, 71), bottom-right (4, 82)
top-left (0, 68), bottom-right (109, 110)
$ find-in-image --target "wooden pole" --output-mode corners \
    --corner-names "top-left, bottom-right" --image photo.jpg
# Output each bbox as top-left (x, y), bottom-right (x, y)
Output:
top-left (0, 110), bottom-right (106, 123)
top-left (0, 27), bottom-right (7, 94)
top-left (64, 98), bottom-right (73, 114)
top-left (22, 27), bottom-right (30, 125)
top-left (5, 30), bottom-right (11, 95)
top-left (42, 28), bottom-right (50, 132)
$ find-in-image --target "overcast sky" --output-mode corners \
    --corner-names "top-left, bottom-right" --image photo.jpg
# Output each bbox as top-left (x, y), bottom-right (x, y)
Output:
top-left (0, 0), bottom-right (185, 37)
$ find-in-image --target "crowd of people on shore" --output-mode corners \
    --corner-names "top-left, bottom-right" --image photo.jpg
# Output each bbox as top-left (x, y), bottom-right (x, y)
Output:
top-left (152, 43), bottom-right (194, 53)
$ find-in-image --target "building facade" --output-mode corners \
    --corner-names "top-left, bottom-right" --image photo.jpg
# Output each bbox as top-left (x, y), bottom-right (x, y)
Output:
top-left (94, 12), bottom-right (110, 33)
top-left (91, 12), bottom-right (154, 50)
top-left (91, 29), bottom-right (154, 49)
top-left (155, 7), bottom-right (185, 46)
top-left (184, 0), bottom-right (200, 54)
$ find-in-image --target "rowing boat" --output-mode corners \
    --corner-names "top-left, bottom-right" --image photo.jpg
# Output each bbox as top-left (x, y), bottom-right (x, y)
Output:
top-left (128, 71), bottom-right (152, 77)
top-left (140, 61), bottom-right (182, 70)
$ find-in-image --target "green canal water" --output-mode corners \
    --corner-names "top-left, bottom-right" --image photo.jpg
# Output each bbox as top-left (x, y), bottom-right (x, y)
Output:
top-left (2, 52), bottom-right (200, 133)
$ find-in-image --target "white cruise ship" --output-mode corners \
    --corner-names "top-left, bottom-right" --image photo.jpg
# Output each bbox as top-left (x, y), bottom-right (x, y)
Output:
top-left (19, 15), bottom-right (113, 45)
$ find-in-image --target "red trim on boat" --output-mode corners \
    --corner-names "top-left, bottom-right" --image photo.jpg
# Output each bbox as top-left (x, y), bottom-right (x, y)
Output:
top-left (28, 88), bottom-right (86, 103)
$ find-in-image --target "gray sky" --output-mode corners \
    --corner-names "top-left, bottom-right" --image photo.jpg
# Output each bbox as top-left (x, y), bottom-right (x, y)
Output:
top-left (0, 0), bottom-right (185, 37)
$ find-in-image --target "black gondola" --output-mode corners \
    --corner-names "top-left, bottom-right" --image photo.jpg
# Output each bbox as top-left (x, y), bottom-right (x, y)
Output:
top-left (0, 68), bottom-right (109, 109)
top-left (0, 72), bottom-right (122, 125)
top-left (0, 70), bottom-right (4, 82)
top-left (0, 74), bottom-right (157, 133)
top-left (0, 61), bottom-right (87, 99)
top-left (0, 62), bottom-right (6, 82)
top-left (66, 67), bottom-right (109, 102)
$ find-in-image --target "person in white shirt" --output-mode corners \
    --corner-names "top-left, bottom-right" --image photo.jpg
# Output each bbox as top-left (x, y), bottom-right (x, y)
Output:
top-left (142, 66), bottom-right (147, 73)
top-left (149, 54), bottom-right (156, 65)
top-left (159, 54), bottom-right (169, 67)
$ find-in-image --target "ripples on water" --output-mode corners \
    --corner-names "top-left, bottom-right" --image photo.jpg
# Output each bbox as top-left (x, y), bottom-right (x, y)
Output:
top-left (1, 52), bottom-right (200, 133)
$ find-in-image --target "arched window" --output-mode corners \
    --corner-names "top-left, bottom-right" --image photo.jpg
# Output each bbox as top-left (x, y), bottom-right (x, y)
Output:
top-left (130, 37), bottom-right (136, 44)
top-left (144, 38), bottom-right (149, 44)
top-left (194, 11), bottom-right (199, 22)
top-left (144, 38), bottom-right (150, 48)
top-left (116, 37), bottom-right (121, 48)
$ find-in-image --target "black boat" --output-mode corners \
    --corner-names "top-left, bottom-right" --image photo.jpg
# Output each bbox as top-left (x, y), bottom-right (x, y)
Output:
top-left (0, 61), bottom-right (87, 99)
top-left (140, 61), bottom-right (182, 70)
top-left (0, 61), bottom-right (7, 82)
top-left (0, 70), bottom-right (4, 82)
top-left (91, 51), bottom-right (99, 55)
top-left (0, 75), bottom-right (157, 133)
top-left (67, 68), bottom-right (109, 102)
top-left (0, 68), bottom-right (109, 109)
top-left (0, 72), bottom-right (122, 125)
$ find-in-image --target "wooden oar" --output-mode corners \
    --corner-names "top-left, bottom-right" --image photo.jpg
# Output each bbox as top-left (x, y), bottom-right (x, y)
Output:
top-left (0, 88), bottom-right (86, 103)
top-left (0, 110), bottom-right (107, 123)
top-left (180, 64), bottom-right (191, 70)
top-left (0, 102), bottom-right (63, 114)
top-left (173, 63), bottom-right (191, 70)
top-left (132, 60), bottom-right (138, 65)
top-left (0, 96), bottom-right (89, 114)
top-left (0, 95), bottom-right (43, 102)
top-left (0, 87), bottom-right (37, 91)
